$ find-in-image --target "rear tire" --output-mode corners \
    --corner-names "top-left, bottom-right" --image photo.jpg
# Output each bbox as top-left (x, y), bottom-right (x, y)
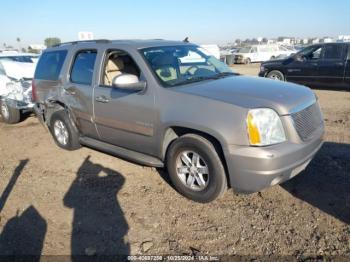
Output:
top-left (0, 100), bottom-right (21, 124)
top-left (267, 70), bottom-right (285, 81)
top-left (49, 110), bottom-right (81, 151)
top-left (245, 58), bottom-right (251, 64)
top-left (166, 134), bottom-right (227, 203)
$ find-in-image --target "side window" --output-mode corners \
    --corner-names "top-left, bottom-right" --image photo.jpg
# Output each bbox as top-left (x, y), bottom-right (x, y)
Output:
top-left (0, 63), bottom-right (5, 76)
top-left (304, 46), bottom-right (322, 60)
top-left (70, 50), bottom-right (97, 85)
top-left (34, 50), bottom-right (67, 80)
top-left (102, 50), bottom-right (141, 86)
top-left (323, 45), bottom-right (344, 60)
top-left (251, 47), bottom-right (257, 53)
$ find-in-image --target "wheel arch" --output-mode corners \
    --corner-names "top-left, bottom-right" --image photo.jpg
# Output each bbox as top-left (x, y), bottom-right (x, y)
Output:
top-left (161, 126), bottom-right (231, 187)
top-left (42, 100), bottom-right (79, 133)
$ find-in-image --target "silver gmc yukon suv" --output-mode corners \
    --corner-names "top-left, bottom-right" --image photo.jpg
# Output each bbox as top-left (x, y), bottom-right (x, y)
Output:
top-left (33, 40), bottom-right (324, 202)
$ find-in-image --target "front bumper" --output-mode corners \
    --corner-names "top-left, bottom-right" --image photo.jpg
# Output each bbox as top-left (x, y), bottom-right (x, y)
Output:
top-left (224, 131), bottom-right (324, 193)
top-left (234, 56), bottom-right (245, 64)
top-left (0, 97), bottom-right (34, 110)
top-left (258, 71), bottom-right (266, 77)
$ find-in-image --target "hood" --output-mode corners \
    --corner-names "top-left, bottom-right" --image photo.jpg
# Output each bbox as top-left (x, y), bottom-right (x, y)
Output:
top-left (172, 76), bottom-right (316, 115)
top-left (0, 60), bottom-right (35, 80)
top-left (262, 57), bottom-right (293, 67)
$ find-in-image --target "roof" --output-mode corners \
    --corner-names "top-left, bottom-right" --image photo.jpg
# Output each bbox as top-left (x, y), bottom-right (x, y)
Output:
top-left (47, 39), bottom-right (192, 51)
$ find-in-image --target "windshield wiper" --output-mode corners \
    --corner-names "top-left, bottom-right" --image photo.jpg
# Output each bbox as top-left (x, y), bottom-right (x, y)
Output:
top-left (212, 72), bottom-right (239, 78)
top-left (173, 76), bottom-right (214, 86)
top-left (170, 72), bottom-right (239, 87)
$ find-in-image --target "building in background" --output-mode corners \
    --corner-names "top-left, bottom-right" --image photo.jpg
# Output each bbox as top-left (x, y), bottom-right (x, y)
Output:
top-left (28, 44), bottom-right (46, 53)
top-left (338, 35), bottom-right (350, 42)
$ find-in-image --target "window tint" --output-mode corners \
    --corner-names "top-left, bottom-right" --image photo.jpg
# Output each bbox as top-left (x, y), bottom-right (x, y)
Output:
top-left (300, 46), bottom-right (322, 60)
top-left (70, 50), bottom-right (97, 85)
top-left (323, 44), bottom-right (344, 60)
top-left (34, 50), bottom-right (67, 80)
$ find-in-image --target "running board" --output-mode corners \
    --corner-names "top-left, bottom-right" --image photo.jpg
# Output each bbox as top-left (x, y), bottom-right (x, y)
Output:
top-left (79, 136), bottom-right (164, 168)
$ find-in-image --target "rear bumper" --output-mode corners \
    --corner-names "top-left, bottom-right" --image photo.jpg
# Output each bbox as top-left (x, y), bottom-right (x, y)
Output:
top-left (33, 103), bottom-right (45, 125)
top-left (224, 132), bottom-right (324, 193)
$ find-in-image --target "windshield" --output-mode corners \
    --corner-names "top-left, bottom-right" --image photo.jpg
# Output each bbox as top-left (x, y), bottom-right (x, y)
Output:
top-left (238, 47), bottom-right (251, 53)
top-left (0, 55), bottom-right (37, 63)
top-left (142, 45), bottom-right (235, 87)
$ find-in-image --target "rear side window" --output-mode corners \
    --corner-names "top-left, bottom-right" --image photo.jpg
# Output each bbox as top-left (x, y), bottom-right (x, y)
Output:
top-left (34, 50), bottom-right (67, 80)
top-left (70, 50), bottom-right (97, 85)
top-left (323, 44), bottom-right (344, 60)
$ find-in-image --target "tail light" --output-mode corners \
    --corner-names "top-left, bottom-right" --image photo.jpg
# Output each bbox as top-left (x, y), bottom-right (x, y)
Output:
top-left (32, 80), bottom-right (37, 102)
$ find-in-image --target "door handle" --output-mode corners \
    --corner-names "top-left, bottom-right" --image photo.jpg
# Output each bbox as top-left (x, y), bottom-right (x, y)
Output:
top-left (95, 96), bottom-right (109, 103)
top-left (64, 87), bottom-right (76, 95)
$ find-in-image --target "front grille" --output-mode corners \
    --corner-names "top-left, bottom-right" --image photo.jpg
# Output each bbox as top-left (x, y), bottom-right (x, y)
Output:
top-left (291, 102), bottom-right (323, 141)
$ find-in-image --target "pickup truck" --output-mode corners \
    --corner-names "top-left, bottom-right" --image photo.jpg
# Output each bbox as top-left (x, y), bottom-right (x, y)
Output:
top-left (33, 39), bottom-right (324, 202)
top-left (259, 43), bottom-right (350, 90)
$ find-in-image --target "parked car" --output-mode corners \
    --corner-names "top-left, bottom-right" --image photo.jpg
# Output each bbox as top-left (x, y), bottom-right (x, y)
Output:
top-left (0, 53), bottom-right (39, 63)
top-left (234, 45), bottom-right (296, 64)
top-left (0, 60), bottom-right (36, 123)
top-left (33, 40), bottom-right (324, 202)
top-left (259, 43), bottom-right (350, 89)
top-left (200, 44), bottom-right (221, 60)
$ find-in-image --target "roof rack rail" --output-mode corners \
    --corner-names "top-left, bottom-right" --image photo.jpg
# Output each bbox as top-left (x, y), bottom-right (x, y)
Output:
top-left (52, 39), bottom-right (111, 47)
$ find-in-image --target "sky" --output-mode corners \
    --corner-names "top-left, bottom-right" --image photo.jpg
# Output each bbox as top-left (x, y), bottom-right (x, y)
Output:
top-left (0, 0), bottom-right (349, 47)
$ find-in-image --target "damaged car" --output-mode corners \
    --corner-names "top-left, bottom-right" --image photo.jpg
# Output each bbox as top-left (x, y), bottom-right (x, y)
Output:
top-left (0, 60), bottom-right (36, 124)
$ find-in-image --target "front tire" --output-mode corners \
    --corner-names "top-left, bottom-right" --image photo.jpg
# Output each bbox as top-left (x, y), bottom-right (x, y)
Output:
top-left (49, 110), bottom-right (81, 151)
top-left (166, 134), bottom-right (227, 203)
top-left (267, 70), bottom-right (285, 81)
top-left (244, 58), bottom-right (251, 64)
top-left (0, 100), bottom-right (21, 124)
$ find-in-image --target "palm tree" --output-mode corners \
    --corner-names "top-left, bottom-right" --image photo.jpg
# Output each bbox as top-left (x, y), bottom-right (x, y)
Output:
top-left (16, 37), bottom-right (21, 51)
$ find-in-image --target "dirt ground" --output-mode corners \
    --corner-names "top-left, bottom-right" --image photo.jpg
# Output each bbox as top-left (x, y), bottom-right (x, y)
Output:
top-left (0, 64), bottom-right (349, 258)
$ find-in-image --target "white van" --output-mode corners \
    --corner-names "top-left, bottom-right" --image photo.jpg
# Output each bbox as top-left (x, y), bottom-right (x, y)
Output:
top-left (200, 45), bottom-right (221, 60)
top-left (234, 45), bottom-right (295, 64)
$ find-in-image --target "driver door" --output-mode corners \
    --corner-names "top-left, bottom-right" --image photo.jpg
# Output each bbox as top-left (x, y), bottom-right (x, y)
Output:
top-left (93, 48), bottom-right (157, 155)
top-left (286, 45), bottom-right (323, 86)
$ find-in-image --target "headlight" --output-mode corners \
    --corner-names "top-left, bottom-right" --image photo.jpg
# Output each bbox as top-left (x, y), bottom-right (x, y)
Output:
top-left (246, 108), bottom-right (286, 146)
top-left (260, 65), bottom-right (265, 72)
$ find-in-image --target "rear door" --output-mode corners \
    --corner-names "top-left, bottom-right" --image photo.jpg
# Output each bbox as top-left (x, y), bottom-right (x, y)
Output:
top-left (62, 48), bottom-right (99, 139)
top-left (317, 44), bottom-right (347, 88)
top-left (285, 45), bottom-right (323, 86)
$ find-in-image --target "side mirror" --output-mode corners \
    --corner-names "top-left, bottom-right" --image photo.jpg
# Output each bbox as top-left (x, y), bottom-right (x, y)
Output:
top-left (112, 74), bottom-right (146, 91)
